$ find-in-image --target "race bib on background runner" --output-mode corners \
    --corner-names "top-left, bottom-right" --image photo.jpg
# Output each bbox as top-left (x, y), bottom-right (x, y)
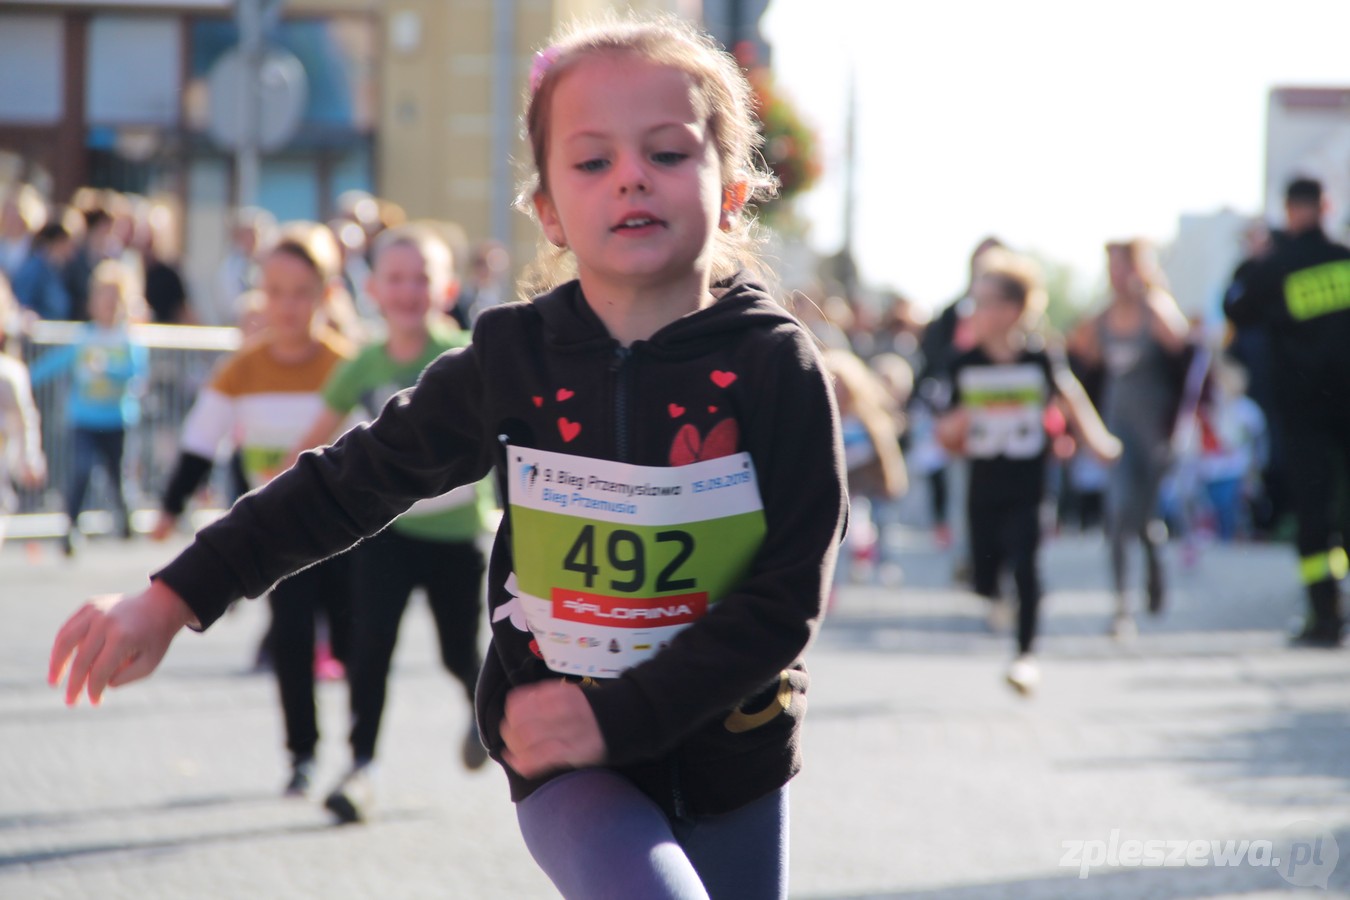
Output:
top-left (959, 363), bottom-right (1048, 460)
top-left (507, 445), bottom-right (766, 677)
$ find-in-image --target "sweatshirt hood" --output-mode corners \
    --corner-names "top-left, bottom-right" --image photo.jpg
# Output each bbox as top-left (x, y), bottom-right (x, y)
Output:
top-left (533, 273), bottom-right (800, 359)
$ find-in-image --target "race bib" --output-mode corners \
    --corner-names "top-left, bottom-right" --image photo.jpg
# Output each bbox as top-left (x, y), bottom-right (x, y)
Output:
top-left (960, 363), bottom-right (1048, 460)
top-left (507, 445), bottom-right (766, 677)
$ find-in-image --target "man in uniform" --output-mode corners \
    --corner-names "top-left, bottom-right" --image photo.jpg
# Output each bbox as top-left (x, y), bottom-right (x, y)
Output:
top-left (1225, 177), bottom-right (1350, 647)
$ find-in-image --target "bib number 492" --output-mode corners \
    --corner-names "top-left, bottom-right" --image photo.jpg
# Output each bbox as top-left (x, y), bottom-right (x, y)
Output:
top-left (562, 525), bottom-right (696, 593)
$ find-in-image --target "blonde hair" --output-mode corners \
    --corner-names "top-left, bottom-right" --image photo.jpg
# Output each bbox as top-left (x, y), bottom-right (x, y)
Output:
top-left (518, 14), bottom-right (778, 297)
top-left (824, 349), bottom-right (907, 500)
top-left (88, 259), bottom-right (137, 323)
top-left (372, 222), bottom-right (455, 284)
top-left (975, 248), bottom-right (1047, 321)
top-left (2, 182), bottom-right (48, 233)
top-left (262, 221), bottom-right (365, 339)
top-left (266, 221), bottom-right (343, 287)
top-left (1105, 237), bottom-right (1170, 294)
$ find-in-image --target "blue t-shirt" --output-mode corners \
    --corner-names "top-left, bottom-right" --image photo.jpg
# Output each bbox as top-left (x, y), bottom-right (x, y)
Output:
top-left (30, 324), bottom-right (148, 429)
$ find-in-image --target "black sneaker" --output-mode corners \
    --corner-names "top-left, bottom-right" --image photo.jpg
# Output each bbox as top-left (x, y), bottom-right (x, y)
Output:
top-left (1289, 622), bottom-right (1343, 649)
top-left (1146, 565), bottom-right (1166, 615)
top-left (462, 721), bottom-right (489, 771)
top-left (324, 765), bottom-right (374, 824)
top-left (284, 759), bottom-right (315, 798)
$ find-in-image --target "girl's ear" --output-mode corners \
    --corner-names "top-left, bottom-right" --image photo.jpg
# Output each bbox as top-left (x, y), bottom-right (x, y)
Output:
top-left (719, 181), bottom-right (749, 232)
top-left (533, 191), bottom-right (568, 249)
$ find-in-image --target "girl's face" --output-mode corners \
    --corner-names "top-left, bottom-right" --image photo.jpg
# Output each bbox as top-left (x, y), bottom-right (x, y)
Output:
top-left (1107, 248), bottom-right (1142, 297)
top-left (369, 244), bottom-right (438, 336)
top-left (88, 283), bottom-right (122, 327)
top-left (260, 250), bottom-right (324, 342)
top-left (969, 276), bottom-right (1022, 343)
top-left (533, 54), bottom-right (724, 294)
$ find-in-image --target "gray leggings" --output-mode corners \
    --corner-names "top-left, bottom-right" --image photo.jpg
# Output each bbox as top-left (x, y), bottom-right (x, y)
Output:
top-left (1105, 433), bottom-right (1169, 595)
top-left (516, 768), bottom-right (788, 900)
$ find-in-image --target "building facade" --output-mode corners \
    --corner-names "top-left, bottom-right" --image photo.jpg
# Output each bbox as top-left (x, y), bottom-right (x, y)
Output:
top-left (0, 0), bottom-right (712, 302)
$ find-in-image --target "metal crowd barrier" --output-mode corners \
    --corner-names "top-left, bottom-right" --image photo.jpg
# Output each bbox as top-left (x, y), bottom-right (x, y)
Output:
top-left (10, 321), bottom-right (242, 541)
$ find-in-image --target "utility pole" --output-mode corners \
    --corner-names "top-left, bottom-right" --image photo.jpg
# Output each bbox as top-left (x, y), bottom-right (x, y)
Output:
top-left (839, 63), bottom-right (859, 297)
top-left (489, 0), bottom-right (516, 247)
top-left (235, 0), bottom-right (263, 209)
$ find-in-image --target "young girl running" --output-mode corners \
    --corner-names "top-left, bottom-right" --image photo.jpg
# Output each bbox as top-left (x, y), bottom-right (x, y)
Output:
top-left (48, 17), bottom-right (846, 899)
top-left (938, 251), bottom-right (1120, 694)
top-left (152, 222), bottom-right (355, 796)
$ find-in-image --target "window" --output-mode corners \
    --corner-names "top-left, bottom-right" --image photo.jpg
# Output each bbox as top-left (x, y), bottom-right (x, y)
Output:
top-left (86, 16), bottom-right (182, 125)
top-left (0, 15), bottom-right (64, 124)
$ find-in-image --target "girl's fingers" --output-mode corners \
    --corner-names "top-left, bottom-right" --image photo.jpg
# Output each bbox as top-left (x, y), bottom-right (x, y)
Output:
top-left (63, 628), bottom-right (107, 706)
top-left (87, 637), bottom-right (133, 704)
top-left (49, 605), bottom-right (94, 686)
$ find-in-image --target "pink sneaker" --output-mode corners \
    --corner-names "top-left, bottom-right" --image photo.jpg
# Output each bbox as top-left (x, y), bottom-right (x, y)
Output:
top-left (314, 641), bottom-right (345, 682)
top-left (934, 524), bottom-right (953, 550)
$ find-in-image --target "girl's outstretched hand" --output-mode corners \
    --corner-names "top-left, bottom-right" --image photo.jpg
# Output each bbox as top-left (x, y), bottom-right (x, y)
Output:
top-left (500, 681), bottom-right (607, 779)
top-left (48, 581), bottom-right (197, 706)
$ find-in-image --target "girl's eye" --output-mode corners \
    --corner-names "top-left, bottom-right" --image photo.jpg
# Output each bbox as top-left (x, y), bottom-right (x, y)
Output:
top-left (652, 151), bottom-right (687, 166)
top-left (576, 158), bottom-right (608, 173)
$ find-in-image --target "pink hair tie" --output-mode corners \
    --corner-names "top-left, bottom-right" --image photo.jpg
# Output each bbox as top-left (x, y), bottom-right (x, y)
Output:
top-left (529, 46), bottom-right (562, 94)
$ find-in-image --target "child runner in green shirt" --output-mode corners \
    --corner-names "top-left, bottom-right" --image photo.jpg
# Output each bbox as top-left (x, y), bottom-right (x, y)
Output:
top-left (289, 224), bottom-right (494, 822)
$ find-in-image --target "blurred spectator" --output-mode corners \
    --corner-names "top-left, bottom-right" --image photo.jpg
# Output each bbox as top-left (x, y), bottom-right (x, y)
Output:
top-left (457, 239), bottom-right (511, 327)
top-left (106, 192), bottom-right (140, 270)
top-left (63, 205), bottom-right (121, 322)
top-left (873, 290), bottom-right (927, 367)
top-left (12, 217), bottom-right (79, 320)
top-left (0, 182), bottom-right (47, 278)
top-left (867, 350), bottom-right (915, 573)
top-left (814, 294), bottom-right (856, 351)
top-left (29, 259), bottom-right (147, 553)
top-left (0, 272), bottom-right (46, 548)
top-left (1223, 220), bottom-right (1287, 537)
top-left (208, 206), bottom-right (276, 328)
top-left (1196, 358), bottom-right (1267, 542)
top-left (825, 348), bottom-right (907, 584)
top-left (139, 202), bottom-right (191, 325)
top-left (918, 236), bottom-right (1003, 396)
top-left (236, 288), bottom-right (269, 342)
top-left (328, 217), bottom-right (375, 324)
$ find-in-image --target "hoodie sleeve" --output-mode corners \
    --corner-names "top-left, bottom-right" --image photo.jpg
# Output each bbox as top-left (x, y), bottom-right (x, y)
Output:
top-left (584, 327), bottom-right (847, 765)
top-left (154, 344), bottom-right (495, 628)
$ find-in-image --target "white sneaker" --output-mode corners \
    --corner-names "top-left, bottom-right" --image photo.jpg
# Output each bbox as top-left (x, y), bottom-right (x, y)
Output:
top-left (324, 764), bottom-right (375, 825)
top-left (1005, 655), bottom-right (1040, 696)
top-left (1110, 612), bottom-right (1137, 643)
